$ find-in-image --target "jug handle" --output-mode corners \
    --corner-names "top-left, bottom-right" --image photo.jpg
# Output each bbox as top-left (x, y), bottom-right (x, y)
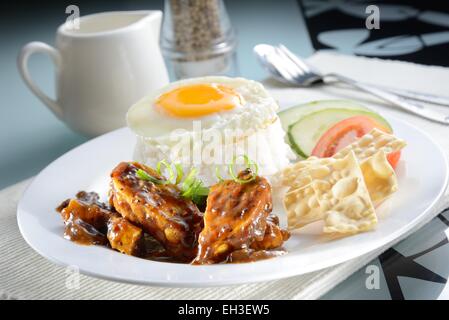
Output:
top-left (18, 42), bottom-right (63, 119)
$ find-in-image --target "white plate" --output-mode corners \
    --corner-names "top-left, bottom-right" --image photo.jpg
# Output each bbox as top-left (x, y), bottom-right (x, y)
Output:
top-left (17, 115), bottom-right (448, 287)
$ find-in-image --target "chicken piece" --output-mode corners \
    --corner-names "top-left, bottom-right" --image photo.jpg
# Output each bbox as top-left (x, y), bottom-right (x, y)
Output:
top-left (107, 216), bottom-right (144, 256)
top-left (57, 192), bottom-right (145, 257)
top-left (192, 169), bottom-right (273, 265)
top-left (251, 215), bottom-right (290, 251)
top-left (57, 192), bottom-right (111, 231)
top-left (109, 162), bottom-right (203, 262)
top-left (57, 193), bottom-right (112, 246)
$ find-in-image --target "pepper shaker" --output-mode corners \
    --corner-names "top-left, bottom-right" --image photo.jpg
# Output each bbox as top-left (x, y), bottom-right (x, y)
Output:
top-left (161, 0), bottom-right (238, 79)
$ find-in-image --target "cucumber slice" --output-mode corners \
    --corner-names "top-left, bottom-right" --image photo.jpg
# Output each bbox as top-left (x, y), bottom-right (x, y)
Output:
top-left (278, 100), bottom-right (374, 133)
top-left (288, 108), bottom-right (392, 158)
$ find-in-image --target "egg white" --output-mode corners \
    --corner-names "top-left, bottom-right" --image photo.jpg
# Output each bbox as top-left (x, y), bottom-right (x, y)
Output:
top-left (127, 76), bottom-right (279, 139)
top-left (127, 76), bottom-right (294, 186)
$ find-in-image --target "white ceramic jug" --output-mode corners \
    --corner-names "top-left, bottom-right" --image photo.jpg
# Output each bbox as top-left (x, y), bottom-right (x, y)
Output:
top-left (18, 11), bottom-right (169, 137)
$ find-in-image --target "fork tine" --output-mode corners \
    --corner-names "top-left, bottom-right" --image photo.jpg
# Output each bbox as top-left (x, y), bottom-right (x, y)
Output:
top-left (273, 47), bottom-right (307, 82)
top-left (277, 44), bottom-right (314, 73)
top-left (263, 48), bottom-right (300, 85)
top-left (272, 53), bottom-right (303, 84)
top-left (274, 47), bottom-right (305, 77)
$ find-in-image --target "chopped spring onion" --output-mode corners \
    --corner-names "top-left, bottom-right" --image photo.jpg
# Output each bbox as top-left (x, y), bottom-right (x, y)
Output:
top-left (136, 169), bottom-right (167, 184)
top-left (215, 166), bottom-right (224, 182)
top-left (228, 155), bottom-right (259, 184)
top-left (181, 168), bottom-right (199, 197)
top-left (174, 163), bottom-right (183, 185)
top-left (181, 167), bottom-right (209, 206)
top-left (136, 160), bottom-right (209, 206)
top-left (156, 159), bottom-right (175, 184)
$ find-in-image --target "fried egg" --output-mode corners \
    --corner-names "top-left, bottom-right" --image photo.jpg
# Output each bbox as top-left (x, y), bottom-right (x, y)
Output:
top-left (127, 76), bottom-right (293, 186)
top-left (127, 76), bottom-right (278, 138)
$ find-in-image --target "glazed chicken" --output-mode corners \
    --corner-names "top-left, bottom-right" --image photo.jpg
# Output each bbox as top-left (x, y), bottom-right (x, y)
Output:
top-left (57, 191), bottom-right (145, 255)
top-left (225, 215), bottom-right (290, 263)
top-left (107, 215), bottom-right (145, 256)
top-left (57, 191), bottom-right (112, 246)
top-left (251, 214), bottom-right (290, 251)
top-left (58, 163), bottom-right (289, 264)
top-left (109, 162), bottom-right (203, 262)
top-left (192, 169), bottom-right (287, 264)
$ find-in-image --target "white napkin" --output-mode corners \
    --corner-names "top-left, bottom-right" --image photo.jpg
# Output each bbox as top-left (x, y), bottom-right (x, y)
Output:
top-left (1, 52), bottom-right (448, 300)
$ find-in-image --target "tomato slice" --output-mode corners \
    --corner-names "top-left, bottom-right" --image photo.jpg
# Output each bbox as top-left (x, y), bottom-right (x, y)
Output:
top-left (386, 150), bottom-right (401, 169)
top-left (311, 115), bottom-right (400, 169)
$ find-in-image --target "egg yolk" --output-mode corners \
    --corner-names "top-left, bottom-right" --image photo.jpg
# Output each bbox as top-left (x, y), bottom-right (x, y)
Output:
top-left (155, 83), bottom-right (243, 118)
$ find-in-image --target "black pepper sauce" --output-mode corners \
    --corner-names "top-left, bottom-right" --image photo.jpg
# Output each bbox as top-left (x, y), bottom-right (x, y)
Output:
top-left (56, 191), bottom-right (111, 246)
top-left (63, 212), bottom-right (108, 246)
top-left (192, 169), bottom-right (279, 265)
top-left (57, 191), bottom-right (173, 260)
top-left (109, 162), bottom-right (203, 262)
top-left (141, 234), bottom-right (178, 263)
top-left (56, 168), bottom-right (290, 264)
top-left (227, 248), bottom-right (287, 263)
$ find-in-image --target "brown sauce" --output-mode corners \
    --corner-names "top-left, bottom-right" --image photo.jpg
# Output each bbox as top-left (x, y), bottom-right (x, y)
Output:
top-left (58, 183), bottom-right (289, 264)
top-left (57, 191), bottom-right (111, 246)
top-left (141, 234), bottom-right (180, 263)
top-left (109, 162), bottom-right (203, 262)
top-left (228, 248), bottom-right (287, 263)
top-left (63, 213), bottom-right (108, 246)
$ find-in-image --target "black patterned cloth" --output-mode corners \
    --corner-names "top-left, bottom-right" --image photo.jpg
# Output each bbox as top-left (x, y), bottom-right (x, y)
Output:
top-left (323, 209), bottom-right (449, 299)
top-left (299, 0), bottom-right (449, 66)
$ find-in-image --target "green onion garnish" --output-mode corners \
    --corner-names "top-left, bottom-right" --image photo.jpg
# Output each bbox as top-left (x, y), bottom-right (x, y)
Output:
top-left (136, 161), bottom-right (209, 207)
top-left (228, 155), bottom-right (259, 184)
top-left (180, 167), bottom-right (209, 206)
top-left (156, 159), bottom-right (175, 184)
top-left (215, 166), bottom-right (224, 182)
top-left (174, 163), bottom-right (183, 185)
top-left (181, 168), bottom-right (198, 197)
top-left (136, 169), bottom-right (168, 185)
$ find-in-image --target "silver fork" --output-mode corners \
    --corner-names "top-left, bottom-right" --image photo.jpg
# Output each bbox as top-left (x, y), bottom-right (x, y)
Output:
top-left (276, 44), bottom-right (449, 106)
top-left (254, 44), bottom-right (449, 125)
